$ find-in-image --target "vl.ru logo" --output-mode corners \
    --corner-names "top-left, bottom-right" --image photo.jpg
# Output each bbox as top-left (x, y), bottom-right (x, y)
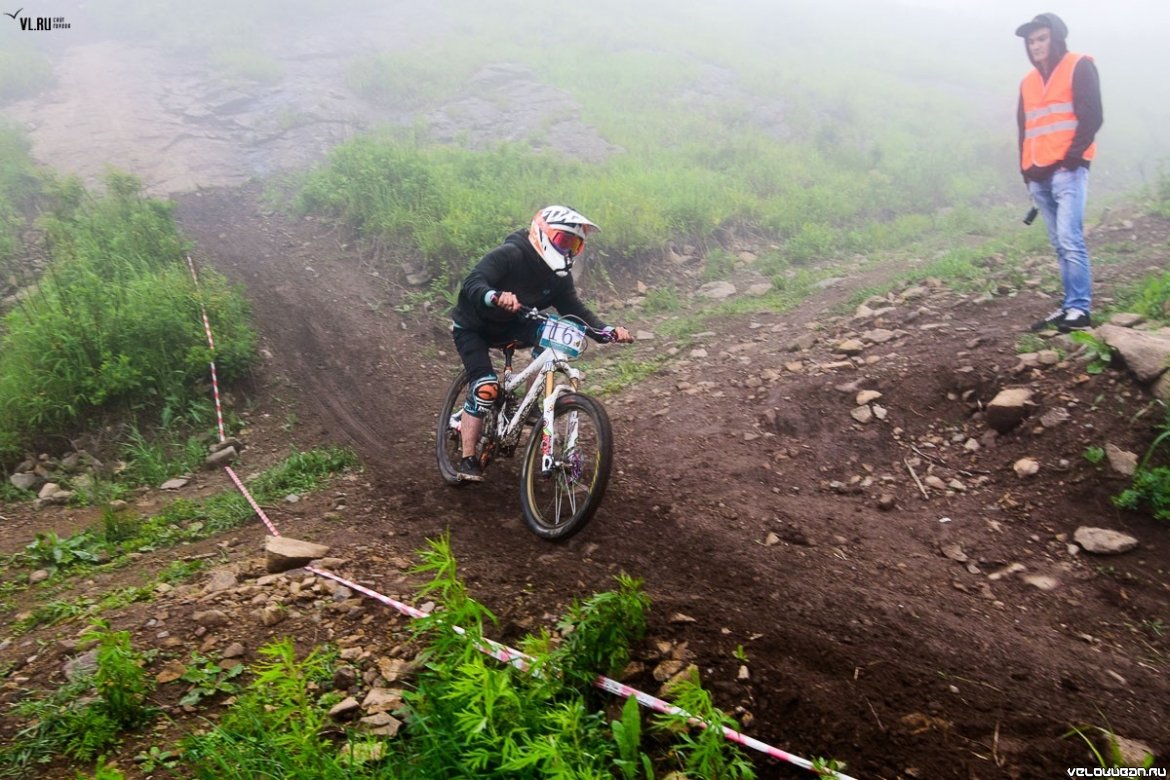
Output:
top-left (4, 8), bottom-right (72, 30)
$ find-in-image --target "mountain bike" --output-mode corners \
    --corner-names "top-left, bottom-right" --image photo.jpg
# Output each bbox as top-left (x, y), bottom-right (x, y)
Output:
top-left (435, 309), bottom-right (617, 540)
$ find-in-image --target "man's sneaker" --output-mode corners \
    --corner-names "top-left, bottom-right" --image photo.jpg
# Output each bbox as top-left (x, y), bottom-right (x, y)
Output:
top-left (1029, 308), bottom-right (1066, 332)
top-left (457, 456), bottom-right (484, 483)
top-left (1057, 308), bottom-right (1091, 332)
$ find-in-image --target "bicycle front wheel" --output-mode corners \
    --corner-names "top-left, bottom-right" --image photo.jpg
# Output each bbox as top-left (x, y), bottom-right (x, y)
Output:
top-left (435, 369), bottom-right (470, 486)
top-left (519, 392), bottom-right (613, 540)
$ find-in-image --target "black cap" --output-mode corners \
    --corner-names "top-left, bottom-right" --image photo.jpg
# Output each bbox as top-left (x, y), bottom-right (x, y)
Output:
top-left (1015, 12), bottom-right (1068, 41)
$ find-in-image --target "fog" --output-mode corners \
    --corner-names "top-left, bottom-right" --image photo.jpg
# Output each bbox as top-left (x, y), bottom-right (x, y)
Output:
top-left (2, 0), bottom-right (1167, 199)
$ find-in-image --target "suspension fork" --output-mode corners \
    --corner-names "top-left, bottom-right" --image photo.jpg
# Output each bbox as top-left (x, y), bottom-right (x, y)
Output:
top-left (539, 366), bottom-right (580, 475)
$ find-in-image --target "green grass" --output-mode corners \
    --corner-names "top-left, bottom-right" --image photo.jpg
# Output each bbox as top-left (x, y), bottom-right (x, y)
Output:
top-left (0, 448), bottom-right (357, 629)
top-left (0, 622), bottom-right (154, 774)
top-left (178, 534), bottom-right (760, 779)
top-left (0, 170), bottom-right (257, 459)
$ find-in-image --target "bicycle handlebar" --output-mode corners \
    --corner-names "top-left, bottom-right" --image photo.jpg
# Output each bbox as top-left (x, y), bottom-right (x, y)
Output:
top-left (484, 297), bottom-right (616, 342)
top-left (522, 307), bottom-right (618, 343)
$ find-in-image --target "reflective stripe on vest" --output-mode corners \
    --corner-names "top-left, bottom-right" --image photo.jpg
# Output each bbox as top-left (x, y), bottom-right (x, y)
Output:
top-left (1020, 52), bottom-right (1097, 170)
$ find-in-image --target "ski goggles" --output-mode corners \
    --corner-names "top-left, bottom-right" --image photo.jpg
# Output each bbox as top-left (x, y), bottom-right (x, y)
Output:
top-left (548, 229), bottom-right (585, 258)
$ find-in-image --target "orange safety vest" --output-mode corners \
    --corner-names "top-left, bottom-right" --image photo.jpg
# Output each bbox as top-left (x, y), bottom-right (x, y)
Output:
top-left (1019, 52), bottom-right (1097, 170)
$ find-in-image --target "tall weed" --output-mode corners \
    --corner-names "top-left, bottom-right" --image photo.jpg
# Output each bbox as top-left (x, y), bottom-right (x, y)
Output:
top-left (0, 171), bottom-right (256, 458)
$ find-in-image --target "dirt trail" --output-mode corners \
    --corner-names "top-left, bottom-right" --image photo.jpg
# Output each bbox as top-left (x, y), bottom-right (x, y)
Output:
top-left (1, 29), bottom-right (1167, 780)
top-left (173, 183), bottom-right (1170, 779)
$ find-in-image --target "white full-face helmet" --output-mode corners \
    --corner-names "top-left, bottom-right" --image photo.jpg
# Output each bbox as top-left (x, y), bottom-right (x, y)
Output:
top-left (528, 205), bottom-right (599, 277)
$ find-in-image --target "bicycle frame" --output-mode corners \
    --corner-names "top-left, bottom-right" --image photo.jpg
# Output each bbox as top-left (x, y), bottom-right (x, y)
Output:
top-left (498, 347), bottom-right (583, 474)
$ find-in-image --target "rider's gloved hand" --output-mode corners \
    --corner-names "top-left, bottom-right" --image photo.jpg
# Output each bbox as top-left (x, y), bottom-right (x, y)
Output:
top-left (601, 326), bottom-right (634, 343)
top-left (489, 291), bottom-right (522, 313)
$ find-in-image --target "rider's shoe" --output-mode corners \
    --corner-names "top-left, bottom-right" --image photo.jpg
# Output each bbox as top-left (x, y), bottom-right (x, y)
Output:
top-left (457, 456), bottom-right (484, 483)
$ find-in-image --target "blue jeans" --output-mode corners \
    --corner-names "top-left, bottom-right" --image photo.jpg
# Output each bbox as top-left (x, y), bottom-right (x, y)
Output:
top-left (1028, 167), bottom-right (1092, 313)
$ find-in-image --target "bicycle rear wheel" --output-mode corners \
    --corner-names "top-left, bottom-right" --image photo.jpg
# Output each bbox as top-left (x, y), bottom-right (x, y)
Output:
top-left (435, 369), bottom-right (470, 485)
top-left (519, 392), bottom-right (613, 540)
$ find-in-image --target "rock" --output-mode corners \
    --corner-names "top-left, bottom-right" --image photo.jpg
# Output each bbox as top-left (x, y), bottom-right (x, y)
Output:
top-left (63, 648), bottom-right (99, 681)
top-left (1036, 350), bottom-right (1061, 366)
top-left (9, 472), bottom-right (38, 491)
top-left (28, 569), bottom-right (50, 584)
top-left (670, 612), bottom-right (697, 624)
top-left (861, 328), bottom-right (896, 344)
top-left (155, 659), bottom-right (187, 684)
top-left (259, 604), bottom-right (287, 626)
top-left (763, 532), bottom-right (780, 546)
top-left (1039, 407), bottom-right (1070, 428)
top-left (987, 388), bottom-right (1034, 433)
top-left (877, 494), bottom-right (897, 511)
top-left (222, 642), bottom-right (246, 659)
top-left (1074, 527), bottom-right (1139, 554)
top-left (205, 446), bottom-right (238, 468)
top-left (1104, 444), bottom-right (1138, 477)
top-left (360, 711), bottom-right (403, 737)
top-left (159, 477), bottom-right (190, 490)
top-left (1023, 574), bottom-right (1060, 591)
top-left (787, 333), bottom-right (817, 352)
top-left (193, 609), bottom-right (230, 627)
top-left (696, 281), bottom-right (736, 300)
top-left (1108, 312), bottom-right (1146, 328)
top-left (1096, 324), bottom-right (1170, 382)
top-left (375, 657), bottom-right (412, 683)
top-left (652, 658), bottom-right (686, 682)
top-left (837, 339), bottom-right (865, 355)
top-left (333, 665), bottom-right (358, 691)
top-left (940, 543), bottom-right (968, 563)
top-left (362, 687), bottom-right (405, 714)
top-left (924, 475), bottom-right (947, 490)
top-left (203, 568), bottom-right (238, 593)
top-left (1111, 735), bottom-right (1156, 767)
top-left (329, 697), bottom-right (361, 720)
top-left (856, 390), bottom-right (883, 405)
top-left (850, 405), bottom-right (874, 424)
top-left (745, 282), bottom-right (772, 297)
top-left (872, 404), bottom-right (888, 420)
top-left (1156, 371), bottom-right (1170, 402)
top-left (265, 536), bottom-right (331, 573)
top-left (37, 482), bottom-right (61, 499)
top-left (1013, 458), bottom-right (1040, 477)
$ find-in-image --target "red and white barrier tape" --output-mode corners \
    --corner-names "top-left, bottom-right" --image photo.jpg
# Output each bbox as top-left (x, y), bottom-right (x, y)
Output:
top-left (184, 253), bottom-right (858, 780)
top-left (186, 255), bottom-right (227, 443)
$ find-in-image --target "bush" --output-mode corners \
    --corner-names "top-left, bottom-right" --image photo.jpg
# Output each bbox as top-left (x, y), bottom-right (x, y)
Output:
top-left (0, 171), bottom-right (256, 457)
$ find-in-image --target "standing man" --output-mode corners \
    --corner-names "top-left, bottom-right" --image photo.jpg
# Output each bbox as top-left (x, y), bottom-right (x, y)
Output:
top-left (1017, 13), bottom-right (1103, 333)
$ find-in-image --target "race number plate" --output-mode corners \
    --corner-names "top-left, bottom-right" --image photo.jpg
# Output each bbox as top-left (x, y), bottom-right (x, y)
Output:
top-left (538, 316), bottom-right (586, 358)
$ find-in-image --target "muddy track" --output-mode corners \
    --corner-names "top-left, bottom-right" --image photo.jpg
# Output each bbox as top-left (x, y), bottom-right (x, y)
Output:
top-left (175, 184), bottom-right (1170, 779)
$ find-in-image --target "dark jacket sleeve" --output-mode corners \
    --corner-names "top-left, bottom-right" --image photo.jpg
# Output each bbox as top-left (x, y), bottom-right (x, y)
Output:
top-left (451, 244), bottom-right (521, 329)
top-left (1067, 57), bottom-right (1103, 164)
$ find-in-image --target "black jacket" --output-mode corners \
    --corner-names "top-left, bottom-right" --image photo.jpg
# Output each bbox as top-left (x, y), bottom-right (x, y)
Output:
top-left (451, 231), bottom-right (606, 333)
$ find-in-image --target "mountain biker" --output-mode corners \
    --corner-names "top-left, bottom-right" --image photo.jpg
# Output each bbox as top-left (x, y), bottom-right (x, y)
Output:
top-left (449, 205), bottom-right (633, 483)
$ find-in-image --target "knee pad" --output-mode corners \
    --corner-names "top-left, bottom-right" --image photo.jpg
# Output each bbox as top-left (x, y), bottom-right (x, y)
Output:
top-left (463, 374), bottom-right (499, 418)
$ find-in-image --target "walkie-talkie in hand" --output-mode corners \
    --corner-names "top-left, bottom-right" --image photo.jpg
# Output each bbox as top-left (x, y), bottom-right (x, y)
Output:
top-left (1023, 206), bottom-right (1039, 225)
